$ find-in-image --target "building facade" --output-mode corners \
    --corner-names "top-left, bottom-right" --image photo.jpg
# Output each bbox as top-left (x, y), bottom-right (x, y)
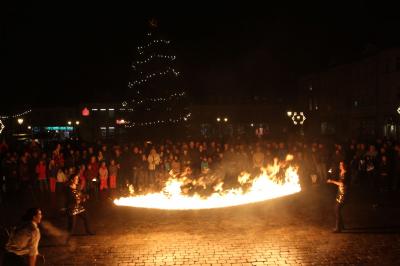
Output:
top-left (298, 47), bottom-right (400, 140)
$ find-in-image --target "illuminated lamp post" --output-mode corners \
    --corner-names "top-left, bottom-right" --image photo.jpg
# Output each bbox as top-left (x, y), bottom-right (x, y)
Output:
top-left (0, 119), bottom-right (5, 134)
top-left (291, 112), bottom-right (306, 125)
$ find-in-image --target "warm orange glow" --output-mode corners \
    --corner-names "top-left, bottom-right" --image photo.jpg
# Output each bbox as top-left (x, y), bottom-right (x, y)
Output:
top-left (114, 155), bottom-right (301, 210)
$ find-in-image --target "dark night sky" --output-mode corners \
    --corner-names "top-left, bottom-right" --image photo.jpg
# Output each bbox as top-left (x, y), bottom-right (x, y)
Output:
top-left (1, 1), bottom-right (400, 111)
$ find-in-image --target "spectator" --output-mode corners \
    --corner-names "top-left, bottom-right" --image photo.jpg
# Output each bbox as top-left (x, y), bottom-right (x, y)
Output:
top-left (98, 161), bottom-right (109, 191)
top-left (3, 208), bottom-right (43, 266)
top-left (108, 159), bottom-right (119, 190)
top-left (35, 159), bottom-right (48, 193)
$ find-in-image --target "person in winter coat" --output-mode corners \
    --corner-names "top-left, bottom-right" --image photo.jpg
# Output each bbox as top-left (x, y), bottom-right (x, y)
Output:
top-left (48, 160), bottom-right (58, 193)
top-left (108, 159), bottom-right (119, 190)
top-left (35, 159), bottom-right (48, 192)
top-left (147, 148), bottom-right (160, 190)
top-left (98, 161), bottom-right (108, 191)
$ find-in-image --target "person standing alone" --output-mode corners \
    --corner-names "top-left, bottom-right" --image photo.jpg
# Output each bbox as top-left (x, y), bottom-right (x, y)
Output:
top-left (3, 208), bottom-right (43, 266)
top-left (327, 161), bottom-right (348, 233)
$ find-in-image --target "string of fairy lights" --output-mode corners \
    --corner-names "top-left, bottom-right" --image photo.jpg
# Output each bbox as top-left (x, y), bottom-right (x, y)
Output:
top-left (128, 67), bottom-right (180, 87)
top-left (124, 112), bottom-right (191, 128)
top-left (131, 54), bottom-right (176, 69)
top-left (128, 91), bottom-right (186, 107)
top-left (137, 39), bottom-right (171, 55)
top-left (0, 109), bottom-right (32, 119)
top-left (0, 109), bottom-right (32, 134)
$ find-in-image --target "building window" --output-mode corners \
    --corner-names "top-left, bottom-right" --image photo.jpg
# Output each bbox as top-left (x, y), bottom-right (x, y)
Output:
top-left (108, 127), bottom-right (115, 137)
top-left (308, 98), bottom-right (313, 111)
top-left (321, 122), bottom-right (335, 135)
top-left (100, 127), bottom-right (107, 138)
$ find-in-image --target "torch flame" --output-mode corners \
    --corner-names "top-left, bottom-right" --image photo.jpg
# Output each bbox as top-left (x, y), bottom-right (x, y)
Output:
top-left (114, 155), bottom-right (301, 210)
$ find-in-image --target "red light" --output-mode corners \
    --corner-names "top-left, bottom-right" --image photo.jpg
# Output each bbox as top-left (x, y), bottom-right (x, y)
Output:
top-left (82, 107), bottom-right (90, 116)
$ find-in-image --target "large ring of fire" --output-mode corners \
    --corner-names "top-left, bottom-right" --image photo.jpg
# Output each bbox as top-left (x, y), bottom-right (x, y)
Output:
top-left (114, 155), bottom-right (301, 210)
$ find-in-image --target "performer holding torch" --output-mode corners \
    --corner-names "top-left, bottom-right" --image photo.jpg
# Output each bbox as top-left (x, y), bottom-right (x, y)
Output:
top-left (65, 174), bottom-right (95, 243)
top-left (327, 160), bottom-right (347, 233)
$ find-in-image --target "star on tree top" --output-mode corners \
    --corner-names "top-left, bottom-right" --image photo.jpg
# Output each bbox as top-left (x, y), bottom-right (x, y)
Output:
top-left (149, 18), bottom-right (158, 28)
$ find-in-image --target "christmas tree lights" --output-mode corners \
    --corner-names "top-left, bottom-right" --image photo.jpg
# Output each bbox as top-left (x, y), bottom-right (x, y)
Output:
top-left (123, 20), bottom-right (189, 128)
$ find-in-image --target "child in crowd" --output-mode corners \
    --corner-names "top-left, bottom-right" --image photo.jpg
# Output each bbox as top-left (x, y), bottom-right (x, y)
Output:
top-left (48, 159), bottom-right (58, 193)
top-left (108, 159), bottom-right (119, 190)
top-left (99, 161), bottom-right (109, 191)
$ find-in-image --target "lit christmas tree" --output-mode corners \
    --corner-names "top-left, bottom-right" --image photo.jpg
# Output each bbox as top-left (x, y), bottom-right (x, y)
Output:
top-left (124, 19), bottom-right (190, 133)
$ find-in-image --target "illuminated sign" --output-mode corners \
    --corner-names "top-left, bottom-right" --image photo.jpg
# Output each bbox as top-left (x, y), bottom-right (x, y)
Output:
top-left (45, 126), bottom-right (74, 131)
top-left (82, 107), bottom-right (90, 116)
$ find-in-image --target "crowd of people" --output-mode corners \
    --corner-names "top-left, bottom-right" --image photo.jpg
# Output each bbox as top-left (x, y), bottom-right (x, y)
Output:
top-left (1, 136), bottom-right (400, 264)
top-left (1, 136), bottom-right (399, 203)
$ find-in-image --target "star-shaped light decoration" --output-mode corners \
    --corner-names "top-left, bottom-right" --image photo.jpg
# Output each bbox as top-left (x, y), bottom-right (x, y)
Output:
top-left (0, 119), bottom-right (5, 134)
top-left (149, 18), bottom-right (158, 28)
top-left (397, 106), bottom-right (400, 115)
top-left (291, 112), bottom-right (306, 125)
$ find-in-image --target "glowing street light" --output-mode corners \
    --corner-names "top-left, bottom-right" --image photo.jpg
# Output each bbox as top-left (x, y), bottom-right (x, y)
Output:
top-left (75, 121), bottom-right (80, 125)
top-left (291, 112), bottom-right (306, 125)
top-left (224, 117), bottom-right (228, 122)
top-left (287, 111), bottom-right (293, 117)
top-left (27, 126), bottom-right (32, 130)
top-left (17, 118), bottom-right (24, 125)
top-left (116, 119), bottom-right (126, 125)
top-left (0, 119), bottom-right (5, 134)
top-left (67, 121), bottom-right (72, 125)
top-left (216, 117), bottom-right (221, 122)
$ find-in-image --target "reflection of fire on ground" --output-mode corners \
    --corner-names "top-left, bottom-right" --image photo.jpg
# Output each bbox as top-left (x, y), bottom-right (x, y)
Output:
top-left (114, 154), bottom-right (301, 210)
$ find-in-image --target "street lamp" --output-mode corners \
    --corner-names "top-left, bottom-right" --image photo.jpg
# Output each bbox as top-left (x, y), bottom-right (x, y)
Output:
top-left (291, 112), bottom-right (306, 125)
top-left (67, 121), bottom-right (72, 125)
top-left (224, 117), bottom-right (228, 122)
top-left (27, 126), bottom-right (31, 130)
top-left (216, 117), bottom-right (221, 122)
top-left (75, 121), bottom-right (80, 125)
top-left (0, 119), bottom-right (5, 134)
top-left (17, 118), bottom-right (24, 125)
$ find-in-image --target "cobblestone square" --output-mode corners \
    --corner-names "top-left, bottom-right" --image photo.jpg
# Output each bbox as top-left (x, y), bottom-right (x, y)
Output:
top-left (2, 187), bottom-right (397, 265)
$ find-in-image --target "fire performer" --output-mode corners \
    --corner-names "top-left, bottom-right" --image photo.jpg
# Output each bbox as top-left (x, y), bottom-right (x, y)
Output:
top-left (3, 208), bottom-right (43, 266)
top-left (327, 161), bottom-right (347, 233)
top-left (65, 174), bottom-right (94, 243)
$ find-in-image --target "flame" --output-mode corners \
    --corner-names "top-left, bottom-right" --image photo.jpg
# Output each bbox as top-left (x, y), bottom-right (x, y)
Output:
top-left (114, 155), bottom-right (301, 210)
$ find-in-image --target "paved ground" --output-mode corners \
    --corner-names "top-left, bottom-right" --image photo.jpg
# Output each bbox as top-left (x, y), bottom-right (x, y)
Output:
top-left (1, 185), bottom-right (400, 265)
